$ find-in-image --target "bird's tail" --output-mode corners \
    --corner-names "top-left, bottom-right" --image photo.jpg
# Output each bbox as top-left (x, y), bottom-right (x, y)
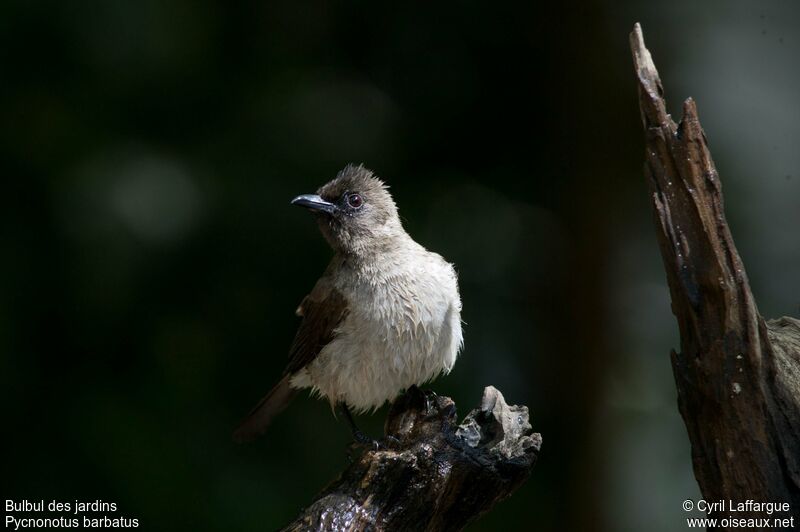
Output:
top-left (232, 375), bottom-right (298, 443)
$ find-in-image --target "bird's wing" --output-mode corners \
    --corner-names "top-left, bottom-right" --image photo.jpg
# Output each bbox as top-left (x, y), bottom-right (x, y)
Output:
top-left (232, 264), bottom-right (349, 443)
top-left (285, 273), bottom-right (349, 375)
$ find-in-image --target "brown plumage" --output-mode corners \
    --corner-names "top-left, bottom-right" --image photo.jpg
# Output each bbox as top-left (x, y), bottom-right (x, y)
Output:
top-left (231, 375), bottom-right (297, 443)
top-left (232, 164), bottom-right (463, 443)
top-left (232, 266), bottom-right (349, 443)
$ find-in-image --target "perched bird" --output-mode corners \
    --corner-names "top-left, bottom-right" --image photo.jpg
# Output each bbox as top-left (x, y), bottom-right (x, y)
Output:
top-left (233, 164), bottom-right (463, 444)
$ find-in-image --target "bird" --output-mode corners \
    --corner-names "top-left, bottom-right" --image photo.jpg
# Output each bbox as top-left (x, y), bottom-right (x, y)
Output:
top-left (233, 164), bottom-right (463, 445)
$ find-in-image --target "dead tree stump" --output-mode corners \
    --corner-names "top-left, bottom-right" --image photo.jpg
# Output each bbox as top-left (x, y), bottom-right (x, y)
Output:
top-left (630, 23), bottom-right (800, 525)
top-left (281, 386), bottom-right (540, 531)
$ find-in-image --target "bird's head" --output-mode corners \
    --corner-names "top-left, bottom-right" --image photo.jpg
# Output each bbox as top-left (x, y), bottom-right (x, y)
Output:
top-left (291, 164), bottom-right (403, 256)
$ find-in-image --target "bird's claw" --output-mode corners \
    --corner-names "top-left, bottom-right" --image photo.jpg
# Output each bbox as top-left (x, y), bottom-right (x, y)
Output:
top-left (382, 435), bottom-right (401, 449)
top-left (424, 389), bottom-right (439, 413)
top-left (350, 431), bottom-right (401, 451)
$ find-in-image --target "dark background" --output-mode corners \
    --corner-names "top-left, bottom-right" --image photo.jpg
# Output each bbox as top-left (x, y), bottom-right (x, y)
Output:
top-left (2, 1), bottom-right (798, 530)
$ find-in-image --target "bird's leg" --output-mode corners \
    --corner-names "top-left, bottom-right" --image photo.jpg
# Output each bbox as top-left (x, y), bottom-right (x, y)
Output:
top-left (337, 403), bottom-right (401, 451)
top-left (406, 384), bottom-right (437, 413)
top-left (337, 403), bottom-right (378, 448)
top-left (424, 389), bottom-right (439, 413)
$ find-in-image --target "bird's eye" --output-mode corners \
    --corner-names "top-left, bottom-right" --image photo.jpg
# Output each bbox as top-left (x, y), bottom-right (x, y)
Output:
top-left (346, 193), bottom-right (363, 209)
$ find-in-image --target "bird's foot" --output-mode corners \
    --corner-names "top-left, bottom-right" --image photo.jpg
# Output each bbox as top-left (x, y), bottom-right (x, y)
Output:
top-left (346, 439), bottom-right (379, 456)
top-left (382, 435), bottom-right (401, 449)
top-left (353, 429), bottom-right (379, 449)
top-left (424, 390), bottom-right (439, 413)
top-left (349, 431), bottom-right (401, 452)
top-left (404, 385), bottom-right (439, 414)
top-left (337, 402), bottom-right (401, 453)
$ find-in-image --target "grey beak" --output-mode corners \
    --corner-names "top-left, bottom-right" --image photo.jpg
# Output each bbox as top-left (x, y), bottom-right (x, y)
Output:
top-left (291, 194), bottom-right (337, 214)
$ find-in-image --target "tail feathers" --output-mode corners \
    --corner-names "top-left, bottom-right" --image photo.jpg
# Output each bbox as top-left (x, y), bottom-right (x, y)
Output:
top-left (232, 375), bottom-right (297, 443)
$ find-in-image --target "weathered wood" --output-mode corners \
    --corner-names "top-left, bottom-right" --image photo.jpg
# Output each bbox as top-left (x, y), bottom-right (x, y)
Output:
top-left (282, 386), bottom-right (540, 531)
top-left (630, 23), bottom-right (800, 524)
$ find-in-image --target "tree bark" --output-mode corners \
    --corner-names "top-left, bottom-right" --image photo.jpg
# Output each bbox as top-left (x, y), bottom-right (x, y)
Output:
top-left (630, 23), bottom-right (800, 525)
top-left (281, 386), bottom-right (540, 531)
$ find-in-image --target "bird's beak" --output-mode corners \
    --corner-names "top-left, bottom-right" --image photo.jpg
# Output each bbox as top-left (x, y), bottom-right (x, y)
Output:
top-left (290, 194), bottom-right (337, 215)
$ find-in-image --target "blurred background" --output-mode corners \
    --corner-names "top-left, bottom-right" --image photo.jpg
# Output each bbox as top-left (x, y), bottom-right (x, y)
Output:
top-left (2, 1), bottom-right (798, 530)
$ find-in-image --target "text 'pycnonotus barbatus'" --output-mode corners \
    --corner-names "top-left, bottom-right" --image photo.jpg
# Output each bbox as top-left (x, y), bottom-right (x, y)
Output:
top-left (233, 164), bottom-right (463, 444)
